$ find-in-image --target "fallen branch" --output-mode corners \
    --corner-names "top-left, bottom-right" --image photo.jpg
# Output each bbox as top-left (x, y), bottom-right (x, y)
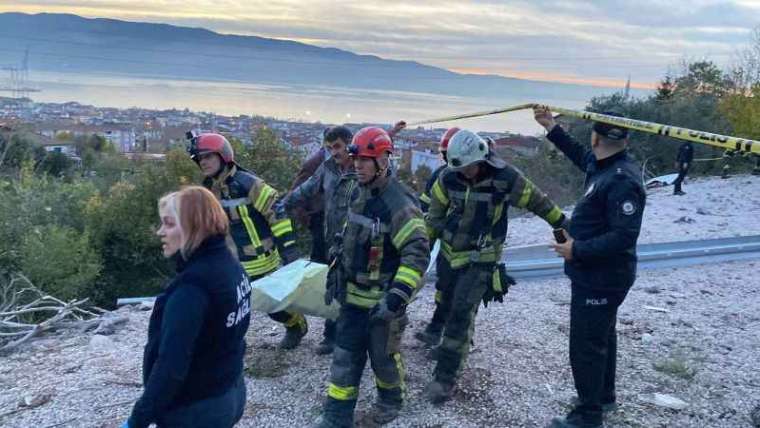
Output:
top-left (0, 274), bottom-right (121, 354)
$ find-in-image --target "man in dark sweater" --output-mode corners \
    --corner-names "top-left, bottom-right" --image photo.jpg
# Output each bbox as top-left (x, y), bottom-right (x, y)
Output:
top-left (673, 141), bottom-right (694, 195)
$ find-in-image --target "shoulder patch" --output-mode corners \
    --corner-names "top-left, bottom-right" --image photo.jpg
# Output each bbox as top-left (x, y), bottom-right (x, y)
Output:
top-left (620, 200), bottom-right (637, 216)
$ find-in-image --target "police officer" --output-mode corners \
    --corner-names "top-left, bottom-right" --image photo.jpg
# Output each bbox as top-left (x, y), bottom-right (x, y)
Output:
top-left (534, 106), bottom-right (646, 428)
top-left (415, 127), bottom-right (459, 346)
top-left (282, 126), bottom-right (358, 355)
top-left (673, 141), bottom-right (694, 195)
top-left (188, 133), bottom-right (308, 350)
top-left (313, 127), bottom-right (429, 427)
top-left (425, 129), bottom-right (569, 404)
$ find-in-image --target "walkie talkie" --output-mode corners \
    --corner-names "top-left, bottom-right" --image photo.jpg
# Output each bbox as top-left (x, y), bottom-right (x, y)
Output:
top-left (553, 228), bottom-right (567, 244)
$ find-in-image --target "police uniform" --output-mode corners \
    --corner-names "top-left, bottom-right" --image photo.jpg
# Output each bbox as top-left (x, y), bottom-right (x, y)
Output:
top-left (426, 156), bottom-right (567, 390)
top-left (320, 176), bottom-right (429, 427)
top-left (545, 124), bottom-right (646, 427)
top-left (673, 141), bottom-right (694, 194)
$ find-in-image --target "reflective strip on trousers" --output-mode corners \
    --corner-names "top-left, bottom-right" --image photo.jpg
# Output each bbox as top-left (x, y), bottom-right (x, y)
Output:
top-left (328, 383), bottom-right (358, 401)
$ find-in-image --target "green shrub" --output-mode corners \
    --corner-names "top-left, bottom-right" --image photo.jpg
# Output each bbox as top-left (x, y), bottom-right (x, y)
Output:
top-left (19, 225), bottom-right (102, 301)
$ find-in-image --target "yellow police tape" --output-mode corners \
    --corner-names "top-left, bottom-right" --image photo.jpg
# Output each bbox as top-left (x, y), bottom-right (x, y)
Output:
top-left (408, 103), bottom-right (760, 155)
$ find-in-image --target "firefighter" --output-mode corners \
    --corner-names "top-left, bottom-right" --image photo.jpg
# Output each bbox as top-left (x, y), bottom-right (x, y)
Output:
top-left (313, 127), bottom-right (429, 427)
top-left (425, 129), bottom-right (568, 404)
top-left (415, 127), bottom-right (459, 347)
top-left (187, 132), bottom-right (308, 350)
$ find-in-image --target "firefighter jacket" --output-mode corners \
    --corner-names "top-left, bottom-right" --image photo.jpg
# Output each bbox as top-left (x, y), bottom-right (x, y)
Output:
top-left (282, 157), bottom-right (358, 243)
top-left (204, 164), bottom-right (296, 278)
top-left (427, 157), bottom-right (566, 269)
top-left (340, 177), bottom-right (430, 309)
top-left (419, 164), bottom-right (447, 213)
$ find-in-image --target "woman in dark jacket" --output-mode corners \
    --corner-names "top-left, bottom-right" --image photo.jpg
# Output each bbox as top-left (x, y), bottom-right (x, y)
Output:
top-left (124, 186), bottom-right (251, 428)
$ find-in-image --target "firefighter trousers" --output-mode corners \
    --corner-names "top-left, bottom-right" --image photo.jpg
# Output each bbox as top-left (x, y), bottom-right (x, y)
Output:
top-left (433, 263), bottom-right (491, 385)
top-left (321, 304), bottom-right (408, 427)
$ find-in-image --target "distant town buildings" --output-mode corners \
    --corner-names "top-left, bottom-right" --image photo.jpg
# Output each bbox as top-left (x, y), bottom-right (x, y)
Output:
top-left (0, 97), bottom-right (541, 174)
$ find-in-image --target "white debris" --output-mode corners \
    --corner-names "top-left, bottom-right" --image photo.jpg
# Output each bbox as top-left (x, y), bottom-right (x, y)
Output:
top-left (643, 306), bottom-right (670, 313)
top-left (641, 393), bottom-right (689, 410)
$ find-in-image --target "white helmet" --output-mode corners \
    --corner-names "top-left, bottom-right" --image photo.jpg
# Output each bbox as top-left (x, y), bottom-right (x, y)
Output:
top-left (447, 129), bottom-right (489, 170)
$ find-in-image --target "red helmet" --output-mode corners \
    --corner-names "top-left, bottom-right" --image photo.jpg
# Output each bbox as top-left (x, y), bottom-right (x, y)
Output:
top-left (439, 127), bottom-right (460, 152)
top-left (188, 133), bottom-right (234, 163)
top-left (348, 127), bottom-right (393, 159)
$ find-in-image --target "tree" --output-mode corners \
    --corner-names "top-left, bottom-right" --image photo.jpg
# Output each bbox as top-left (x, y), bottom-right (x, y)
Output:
top-left (38, 151), bottom-right (73, 177)
top-left (720, 83), bottom-right (760, 141)
top-left (0, 133), bottom-right (40, 170)
top-left (233, 128), bottom-right (303, 192)
top-left (673, 60), bottom-right (734, 98)
top-left (656, 75), bottom-right (675, 101)
top-left (413, 164), bottom-right (432, 192)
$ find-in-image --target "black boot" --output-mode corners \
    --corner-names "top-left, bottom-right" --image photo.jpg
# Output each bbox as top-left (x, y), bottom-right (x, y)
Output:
top-left (279, 315), bottom-right (308, 350)
top-left (370, 399), bottom-right (402, 425)
top-left (424, 379), bottom-right (454, 404)
top-left (315, 337), bottom-right (334, 355)
top-left (315, 398), bottom-right (356, 428)
top-left (414, 322), bottom-right (443, 346)
top-left (548, 416), bottom-right (602, 428)
top-left (571, 396), bottom-right (618, 413)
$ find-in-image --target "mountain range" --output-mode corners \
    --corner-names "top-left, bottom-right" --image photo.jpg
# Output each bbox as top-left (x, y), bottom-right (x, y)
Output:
top-left (0, 12), bottom-right (634, 101)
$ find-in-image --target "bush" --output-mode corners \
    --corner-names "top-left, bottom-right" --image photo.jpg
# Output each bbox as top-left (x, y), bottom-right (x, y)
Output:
top-left (0, 176), bottom-right (99, 272)
top-left (19, 225), bottom-right (102, 301)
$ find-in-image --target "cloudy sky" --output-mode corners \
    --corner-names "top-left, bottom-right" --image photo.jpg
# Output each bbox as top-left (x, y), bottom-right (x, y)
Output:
top-left (2, 1), bottom-right (758, 88)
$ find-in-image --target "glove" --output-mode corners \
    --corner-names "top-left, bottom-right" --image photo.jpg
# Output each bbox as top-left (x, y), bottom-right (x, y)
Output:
top-left (324, 268), bottom-right (338, 306)
top-left (370, 292), bottom-right (405, 323)
top-left (280, 245), bottom-right (300, 265)
top-left (482, 264), bottom-right (516, 307)
top-left (556, 213), bottom-right (571, 231)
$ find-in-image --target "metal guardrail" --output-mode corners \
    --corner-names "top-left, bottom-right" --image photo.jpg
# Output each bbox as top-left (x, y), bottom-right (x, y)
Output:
top-left (505, 236), bottom-right (760, 280)
top-left (117, 236), bottom-right (760, 305)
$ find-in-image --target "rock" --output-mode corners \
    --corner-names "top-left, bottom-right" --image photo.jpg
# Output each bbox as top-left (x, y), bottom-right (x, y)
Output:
top-left (89, 334), bottom-right (115, 352)
top-left (139, 301), bottom-right (155, 311)
top-left (641, 393), bottom-right (689, 410)
top-left (641, 333), bottom-right (654, 344)
top-left (19, 392), bottom-right (52, 408)
top-left (93, 314), bottom-right (129, 336)
top-left (674, 216), bottom-right (696, 224)
top-left (696, 207), bottom-right (711, 215)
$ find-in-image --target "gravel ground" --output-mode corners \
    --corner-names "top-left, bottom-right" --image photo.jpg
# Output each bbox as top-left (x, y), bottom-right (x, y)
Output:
top-left (507, 174), bottom-right (760, 247)
top-left (1, 174), bottom-right (759, 428)
top-left (1, 259), bottom-right (758, 428)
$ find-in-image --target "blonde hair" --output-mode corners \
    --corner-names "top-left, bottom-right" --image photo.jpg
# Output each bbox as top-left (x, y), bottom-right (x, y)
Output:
top-left (158, 186), bottom-right (229, 258)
